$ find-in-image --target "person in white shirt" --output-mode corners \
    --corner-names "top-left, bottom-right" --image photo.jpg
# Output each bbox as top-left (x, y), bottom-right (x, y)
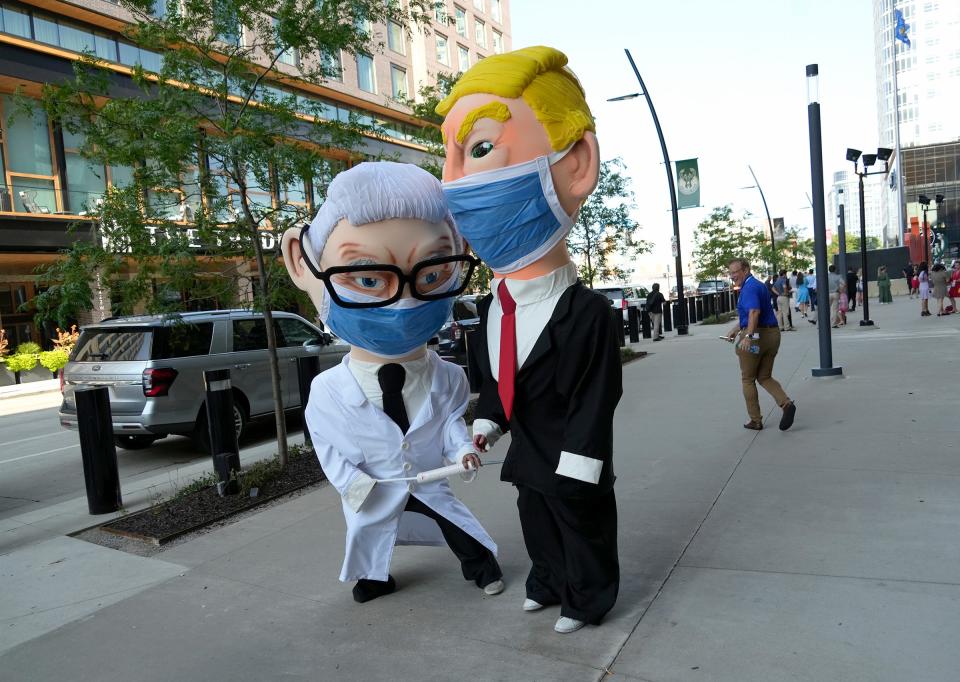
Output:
top-left (281, 162), bottom-right (503, 603)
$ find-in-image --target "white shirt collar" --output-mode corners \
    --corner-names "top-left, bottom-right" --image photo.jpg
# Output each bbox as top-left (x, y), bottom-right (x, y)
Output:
top-left (491, 262), bottom-right (578, 306)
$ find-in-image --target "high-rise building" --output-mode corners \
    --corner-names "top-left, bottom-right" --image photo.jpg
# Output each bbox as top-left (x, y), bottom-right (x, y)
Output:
top-left (872, 0), bottom-right (960, 251)
top-left (828, 170), bottom-right (885, 246)
top-left (0, 1), bottom-right (511, 345)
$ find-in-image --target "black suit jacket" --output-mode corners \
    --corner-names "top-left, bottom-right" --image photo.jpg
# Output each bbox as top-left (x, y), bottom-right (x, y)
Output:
top-left (474, 281), bottom-right (622, 498)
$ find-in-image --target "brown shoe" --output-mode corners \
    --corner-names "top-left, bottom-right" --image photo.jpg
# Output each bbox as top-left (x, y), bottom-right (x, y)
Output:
top-left (779, 401), bottom-right (796, 431)
top-left (743, 421), bottom-right (763, 431)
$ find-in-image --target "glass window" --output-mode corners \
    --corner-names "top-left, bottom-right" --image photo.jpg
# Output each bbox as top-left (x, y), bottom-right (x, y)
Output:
top-left (12, 178), bottom-right (56, 214)
top-left (152, 323), bottom-right (213, 359)
top-left (33, 16), bottom-right (59, 45)
top-left (73, 329), bottom-right (152, 362)
top-left (458, 44), bottom-right (470, 70)
top-left (434, 1), bottom-right (446, 22)
top-left (118, 42), bottom-right (140, 66)
top-left (492, 30), bottom-right (502, 53)
top-left (390, 65), bottom-right (408, 99)
top-left (436, 33), bottom-right (449, 64)
top-left (276, 318), bottom-right (318, 347)
top-left (273, 17), bottom-right (297, 66)
top-left (454, 6), bottom-right (467, 36)
top-left (94, 34), bottom-right (117, 61)
top-left (387, 20), bottom-right (405, 54)
top-left (322, 50), bottom-right (342, 81)
top-left (109, 164), bottom-right (135, 188)
top-left (356, 53), bottom-right (375, 92)
top-left (138, 48), bottom-right (162, 72)
top-left (232, 319), bottom-right (268, 352)
top-left (213, 0), bottom-right (241, 45)
top-left (3, 96), bottom-right (53, 176)
top-left (1, 6), bottom-right (31, 38)
top-left (473, 0), bottom-right (483, 10)
top-left (491, 0), bottom-right (501, 22)
top-left (63, 129), bottom-right (107, 214)
top-left (474, 19), bottom-right (485, 47)
top-left (59, 23), bottom-right (95, 53)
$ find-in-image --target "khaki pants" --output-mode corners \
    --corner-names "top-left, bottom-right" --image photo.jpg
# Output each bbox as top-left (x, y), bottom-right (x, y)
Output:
top-left (776, 295), bottom-right (792, 330)
top-left (651, 313), bottom-right (662, 338)
top-left (737, 327), bottom-right (790, 423)
top-left (829, 293), bottom-right (840, 326)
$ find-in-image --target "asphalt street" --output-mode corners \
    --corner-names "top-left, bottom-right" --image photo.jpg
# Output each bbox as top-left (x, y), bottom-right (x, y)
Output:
top-left (0, 392), bottom-right (305, 522)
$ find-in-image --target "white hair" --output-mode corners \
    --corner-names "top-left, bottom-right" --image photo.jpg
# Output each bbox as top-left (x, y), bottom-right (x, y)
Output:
top-left (304, 161), bottom-right (461, 262)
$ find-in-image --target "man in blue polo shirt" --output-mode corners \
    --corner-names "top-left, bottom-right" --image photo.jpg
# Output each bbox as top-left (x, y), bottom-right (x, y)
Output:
top-left (725, 258), bottom-right (797, 431)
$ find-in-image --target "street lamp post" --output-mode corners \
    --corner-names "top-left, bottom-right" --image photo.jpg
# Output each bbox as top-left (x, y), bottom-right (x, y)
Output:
top-left (837, 188), bottom-right (847, 280)
top-left (744, 166), bottom-right (777, 275)
top-left (807, 64), bottom-right (842, 377)
top-left (846, 146), bottom-right (892, 327)
top-left (919, 195), bottom-right (931, 264)
top-left (611, 49), bottom-right (688, 335)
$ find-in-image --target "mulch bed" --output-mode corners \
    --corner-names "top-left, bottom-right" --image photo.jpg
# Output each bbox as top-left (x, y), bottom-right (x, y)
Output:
top-left (101, 451), bottom-right (326, 545)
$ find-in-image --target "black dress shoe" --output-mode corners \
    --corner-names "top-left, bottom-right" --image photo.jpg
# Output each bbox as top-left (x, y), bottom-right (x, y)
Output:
top-left (779, 401), bottom-right (796, 431)
top-left (353, 575), bottom-right (397, 603)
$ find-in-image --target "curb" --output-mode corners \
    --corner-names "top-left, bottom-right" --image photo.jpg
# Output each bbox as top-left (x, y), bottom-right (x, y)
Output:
top-left (0, 379), bottom-right (61, 400)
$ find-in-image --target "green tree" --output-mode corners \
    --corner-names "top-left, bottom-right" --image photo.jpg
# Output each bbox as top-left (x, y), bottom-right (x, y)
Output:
top-left (755, 225), bottom-right (815, 274)
top-left (692, 206), bottom-right (763, 280)
top-left (830, 232), bottom-right (881, 256)
top-left (567, 158), bottom-right (650, 288)
top-left (30, 0), bottom-right (432, 466)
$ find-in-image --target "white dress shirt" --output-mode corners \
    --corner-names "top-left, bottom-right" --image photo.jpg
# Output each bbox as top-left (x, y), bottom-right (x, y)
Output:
top-left (348, 354), bottom-right (431, 425)
top-left (473, 262), bottom-right (578, 451)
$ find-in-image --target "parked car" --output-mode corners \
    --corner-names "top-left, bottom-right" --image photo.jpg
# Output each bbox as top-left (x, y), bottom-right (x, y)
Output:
top-left (697, 279), bottom-right (731, 295)
top-left (669, 285), bottom-right (697, 299)
top-left (436, 295), bottom-right (481, 370)
top-left (58, 310), bottom-right (348, 451)
top-left (596, 285), bottom-right (649, 325)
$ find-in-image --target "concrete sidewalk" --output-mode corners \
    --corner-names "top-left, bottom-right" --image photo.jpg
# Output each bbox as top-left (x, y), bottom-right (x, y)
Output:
top-left (2, 297), bottom-right (959, 681)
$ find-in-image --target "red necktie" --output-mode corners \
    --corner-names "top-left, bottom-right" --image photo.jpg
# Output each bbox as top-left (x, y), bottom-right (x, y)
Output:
top-left (497, 280), bottom-right (517, 421)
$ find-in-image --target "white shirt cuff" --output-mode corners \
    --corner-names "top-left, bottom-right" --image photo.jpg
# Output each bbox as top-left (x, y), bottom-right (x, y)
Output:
top-left (472, 419), bottom-right (503, 450)
top-left (344, 471), bottom-right (376, 513)
top-left (555, 451), bottom-right (602, 484)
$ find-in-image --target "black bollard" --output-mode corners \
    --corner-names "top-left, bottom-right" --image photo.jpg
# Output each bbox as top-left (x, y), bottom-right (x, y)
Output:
top-left (297, 355), bottom-right (320, 448)
top-left (627, 306), bottom-right (640, 343)
top-left (695, 297), bottom-right (704, 322)
top-left (75, 386), bottom-right (122, 515)
top-left (641, 308), bottom-right (652, 339)
top-left (612, 308), bottom-right (626, 347)
top-left (663, 302), bottom-right (673, 332)
top-left (688, 296), bottom-right (697, 324)
top-left (204, 369), bottom-right (240, 495)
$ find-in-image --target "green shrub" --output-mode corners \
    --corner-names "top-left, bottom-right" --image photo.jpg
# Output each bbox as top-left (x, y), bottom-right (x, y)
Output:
top-left (5, 353), bottom-right (38, 373)
top-left (14, 341), bottom-right (42, 355)
top-left (39, 348), bottom-right (70, 373)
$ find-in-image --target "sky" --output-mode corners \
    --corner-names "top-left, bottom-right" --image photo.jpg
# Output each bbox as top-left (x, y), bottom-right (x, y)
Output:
top-left (510, 0), bottom-right (879, 285)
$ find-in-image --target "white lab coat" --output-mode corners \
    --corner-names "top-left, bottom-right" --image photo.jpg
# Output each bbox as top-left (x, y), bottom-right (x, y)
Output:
top-left (305, 351), bottom-right (498, 582)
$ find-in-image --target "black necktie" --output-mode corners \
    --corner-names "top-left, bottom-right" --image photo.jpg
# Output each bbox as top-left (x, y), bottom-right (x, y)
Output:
top-left (377, 363), bottom-right (409, 433)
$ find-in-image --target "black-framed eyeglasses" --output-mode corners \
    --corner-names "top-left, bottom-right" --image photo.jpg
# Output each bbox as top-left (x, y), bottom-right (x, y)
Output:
top-left (298, 222), bottom-right (480, 309)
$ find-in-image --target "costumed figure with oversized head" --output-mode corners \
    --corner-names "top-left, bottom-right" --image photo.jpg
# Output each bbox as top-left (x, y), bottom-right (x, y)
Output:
top-left (437, 46), bottom-right (622, 634)
top-left (281, 161), bottom-right (503, 603)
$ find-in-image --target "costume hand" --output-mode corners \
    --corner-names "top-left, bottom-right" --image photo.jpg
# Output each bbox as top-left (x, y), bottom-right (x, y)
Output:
top-left (462, 453), bottom-right (481, 471)
top-left (473, 434), bottom-right (489, 453)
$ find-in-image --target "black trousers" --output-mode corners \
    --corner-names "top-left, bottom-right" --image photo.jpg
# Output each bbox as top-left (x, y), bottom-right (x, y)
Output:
top-left (403, 495), bottom-right (502, 587)
top-left (516, 484), bottom-right (619, 624)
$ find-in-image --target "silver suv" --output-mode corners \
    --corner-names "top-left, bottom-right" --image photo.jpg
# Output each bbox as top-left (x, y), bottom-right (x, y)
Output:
top-left (58, 310), bottom-right (347, 451)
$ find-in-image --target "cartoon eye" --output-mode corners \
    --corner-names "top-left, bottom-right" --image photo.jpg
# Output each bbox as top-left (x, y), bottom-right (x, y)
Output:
top-left (353, 275), bottom-right (383, 290)
top-left (470, 141), bottom-right (494, 159)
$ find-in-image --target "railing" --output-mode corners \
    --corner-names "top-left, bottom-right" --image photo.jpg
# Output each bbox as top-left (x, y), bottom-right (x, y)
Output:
top-left (0, 183), bottom-right (105, 217)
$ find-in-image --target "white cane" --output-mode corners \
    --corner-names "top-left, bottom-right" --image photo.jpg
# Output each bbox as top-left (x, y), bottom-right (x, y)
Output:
top-left (375, 460), bottom-right (505, 484)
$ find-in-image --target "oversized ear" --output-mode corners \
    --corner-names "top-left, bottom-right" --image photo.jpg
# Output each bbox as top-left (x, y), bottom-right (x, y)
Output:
top-left (280, 227), bottom-right (312, 293)
top-left (565, 131), bottom-right (600, 203)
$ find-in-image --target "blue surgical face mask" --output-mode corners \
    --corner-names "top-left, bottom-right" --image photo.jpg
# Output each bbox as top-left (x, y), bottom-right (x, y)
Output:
top-left (322, 283), bottom-right (454, 359)
top-left (442, 148), bottom-right (575, 274)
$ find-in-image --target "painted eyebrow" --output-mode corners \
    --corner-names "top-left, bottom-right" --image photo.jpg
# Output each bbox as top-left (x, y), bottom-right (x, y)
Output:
top-left (455, 101), bottom-right (512, 145)
top-left (339, 243), bottom-right (398, 265)
top-left (407, 236), bottom-right (453, 264)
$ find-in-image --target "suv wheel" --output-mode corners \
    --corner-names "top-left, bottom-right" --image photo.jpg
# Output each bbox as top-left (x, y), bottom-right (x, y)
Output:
top-left (114, 434), bottom-right (159, 450)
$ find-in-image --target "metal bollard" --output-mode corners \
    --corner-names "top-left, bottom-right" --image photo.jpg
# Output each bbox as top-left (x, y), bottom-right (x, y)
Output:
top-left (297, 355), bottom-right (320, 448)
top-left (641, 308), bottom-right (652, 339)
top-left (688, 296), bottom-right (697, 324)
top-left (75, 386), bottom-right (122, 514)
top-left (663, 302), bottom-right (673, 332)
top-left (204, 369), bottom-right (240, 495)
top-left (612, 308), bottom-right (626, 347)
top-left (627, 306), bottom-right (640, 343)
top-left (695, 297), bottom-right (704, 322)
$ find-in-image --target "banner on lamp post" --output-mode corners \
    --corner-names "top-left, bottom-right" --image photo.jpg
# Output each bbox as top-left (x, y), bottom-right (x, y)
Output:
top-left (675, 158), bottom-right (700, 209)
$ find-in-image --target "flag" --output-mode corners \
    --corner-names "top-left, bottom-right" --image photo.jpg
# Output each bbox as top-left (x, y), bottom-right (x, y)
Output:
top-left (675, 158), bottom-right (700, 209)
top-left (895, 9), bottom-right (910, 47)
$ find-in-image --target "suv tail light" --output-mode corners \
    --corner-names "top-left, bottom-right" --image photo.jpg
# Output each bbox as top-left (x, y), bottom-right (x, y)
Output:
top-left (451, 321), bottom-right (463, 341)
top-left (142, 368), bottom-right (178, 397)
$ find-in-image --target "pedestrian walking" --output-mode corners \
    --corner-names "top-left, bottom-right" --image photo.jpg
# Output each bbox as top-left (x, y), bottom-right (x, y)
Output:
top-left (646, 283), bottom-right (666, 340)
top-left (911, 268), bottom-right (920, 298)
top-left (772, 269), bottom-right (795, 331)
top-left (930, 263), bottom-right (950, 316)
top-left (838, 283), bottom-right (848, 326)
top-left (795, 271), bottom-right (810, 318)
top-left (806, 269), bottom-right (817, 312)
top-left (903, 264), bottom-right (915, 299)
top-left (827, 265), bottom-right (843, 327)
top-left (846, 267), bottom-right (858, 312)
top-left (877, 265), bottom-right (893, 304)
top-left (724, 258), bottom-right (796, 432)
top-left (947, 260), bottom-right (959, 314)
top-left (857, 268), bottom-right (865, 307)
top-left (918, 262), bottom-right (931, 316)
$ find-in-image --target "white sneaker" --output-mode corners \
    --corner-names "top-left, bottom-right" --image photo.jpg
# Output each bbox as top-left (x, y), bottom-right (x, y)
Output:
top-left (483, 579), bottom-right (505, 595)
top-left (522, 598), bottom-right (544, 611)
top-left (554, 616), bottom-right (585, 634)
